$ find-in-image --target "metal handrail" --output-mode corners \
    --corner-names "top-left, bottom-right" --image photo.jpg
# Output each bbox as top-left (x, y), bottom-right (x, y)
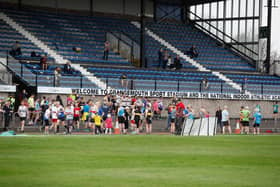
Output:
top-left (106, 31), bottom-right (140, 65)
top-left (107, 31), bottom-right (134, 50)
top-left (108, 30), bottom-right (139, 47)
top-left (186, 10), bottom-right (258, 60)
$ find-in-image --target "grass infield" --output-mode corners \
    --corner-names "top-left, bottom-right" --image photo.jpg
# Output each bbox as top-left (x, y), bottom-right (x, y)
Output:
top-left (0, 135), bottom-right (280, 187)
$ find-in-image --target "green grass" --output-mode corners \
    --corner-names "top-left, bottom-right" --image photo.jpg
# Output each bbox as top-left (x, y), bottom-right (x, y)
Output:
top-left (0, 135), bottom-right (280, 187)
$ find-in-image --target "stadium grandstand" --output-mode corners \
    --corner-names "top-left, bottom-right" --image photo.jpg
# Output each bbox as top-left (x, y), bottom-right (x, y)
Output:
top-left (0, 0), bottom-right (279, 133)
top-left (1, 2), bottom-right (280, 187)
top-left (0, 0), bottom-right (278, 95)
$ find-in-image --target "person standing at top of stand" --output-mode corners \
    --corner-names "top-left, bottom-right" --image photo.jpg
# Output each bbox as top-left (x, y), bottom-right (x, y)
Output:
top-left (186, 45), bottom-right (199, 59)
top-left (162, 50), bottom-right (168, 69)
top-left (10, 41), bottom-right (22, 57)
top-left (103, 41), bottom-right (110, 60)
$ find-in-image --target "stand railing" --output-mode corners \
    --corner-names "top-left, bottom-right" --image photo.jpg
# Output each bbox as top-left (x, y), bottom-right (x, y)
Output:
top-left (106, 31), bottom-right (140, 66)
top-left (0, 59), bottom-right (13, 85)
top-left (4, 54), bottom-right (277, 95)
top-left (186, 10), bottom-right (258, 65)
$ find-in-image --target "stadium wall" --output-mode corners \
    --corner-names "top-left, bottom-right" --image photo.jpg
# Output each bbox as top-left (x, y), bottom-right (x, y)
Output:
top-left (0, 0), bottom-right (154, 17)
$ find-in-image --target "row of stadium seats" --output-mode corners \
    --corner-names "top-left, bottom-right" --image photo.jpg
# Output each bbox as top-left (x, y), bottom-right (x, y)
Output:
top-left (7, 61), bottom-right (98, 88)
top-left (2, 8), bottom-right (197, 69)
top-left (2, 10), bottom-right (130, 65)
top-left (0, 8), bottom-right (279, 95)
top-left (85, 66), bottom-right (280, 95)
top-left (147, 22), bottom-right (256, 72)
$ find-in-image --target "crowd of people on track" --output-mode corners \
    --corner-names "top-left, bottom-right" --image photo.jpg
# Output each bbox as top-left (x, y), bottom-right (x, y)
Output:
top-left (1, 91), bottom-right (277, 135)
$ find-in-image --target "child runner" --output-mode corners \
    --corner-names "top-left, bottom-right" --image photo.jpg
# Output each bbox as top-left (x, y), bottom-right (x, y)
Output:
top-left (17, 101), bottom-right (29, 133)
top-left (145, 104), bottom-right (153, 134)
top-left (117, 106), bottom-right (125, 134)
top-left (186, 105), bottom-right (195, 120)
top-left (89, 102), bottom-right (98, 134)
top-left (82, 101), bottom-right (90, 130)
top-left (50, 102), bottom-right (59, 134)
top-left (134, 106), bottom-right (142, 134)
top-left (93, 114), bottom-right (102, 134)
top-left (124, 107), bottom-right (130, 134)
top-left (65, 103), bottom-right (74, 134)
top-left (105, 114), bottom-right (113, 135)
top-left (73, 102), bottom-right (81, 131)
top-left (170, 105), bottom-right (176, 134)
top-left (253, 108), bottom-right (262, 135)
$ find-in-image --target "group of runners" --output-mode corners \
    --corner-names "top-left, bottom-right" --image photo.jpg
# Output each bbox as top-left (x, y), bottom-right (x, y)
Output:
top-left (1, 94), bottom-right (278, 135)
top-left (215, 104), bottom-right (277, 135)
top-left (3, 94), bottom-right (167, 135)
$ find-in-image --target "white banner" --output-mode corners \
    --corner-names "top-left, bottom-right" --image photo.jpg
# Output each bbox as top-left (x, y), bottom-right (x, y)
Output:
top-left (70, 88), bottom-right (280, 101)
top-left (37, 87), bottom-right (72, 94)
top-left (37, 87), bottom-right (280, 101)
top-left (0, 85), bottom-right (16, 92)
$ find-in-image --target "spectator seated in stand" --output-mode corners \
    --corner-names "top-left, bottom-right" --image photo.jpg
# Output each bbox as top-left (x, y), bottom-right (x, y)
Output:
top-left (63, 62), bottom-right (73, 74)
top-left (186, 45), bottom-right (199, 59)
top-left (72, 47), bottom-right (82, 53)
top-left (167, 56), bottom-right (174, 69)
top-left (31, 51), bottom-right (41, 57)
top-left (174, 55), bottom-right (182, 70)
top-left (9, 41), bottom-right (22, 57)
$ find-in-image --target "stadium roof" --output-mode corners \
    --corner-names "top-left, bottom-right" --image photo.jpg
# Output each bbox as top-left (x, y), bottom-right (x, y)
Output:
top-left (155, 0), bottom-right (223, 6)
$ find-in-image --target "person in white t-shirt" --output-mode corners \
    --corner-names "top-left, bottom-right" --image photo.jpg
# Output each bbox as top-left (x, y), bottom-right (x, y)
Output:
top-left (43, 106), bottom-right (51, 135)
top-left (17, 101), bottom-right (29, 133)
top-left (65, 103), bottom-right (74, 134)
top-left (50, 102), bottom-right (59, 134)
top-left (222, 105), bottom-right (231, 135)
top-left (57, 103), bottom-right (65, 133)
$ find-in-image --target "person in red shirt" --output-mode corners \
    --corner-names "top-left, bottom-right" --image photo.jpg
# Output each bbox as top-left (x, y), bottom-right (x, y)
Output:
top-left (131, 97), bottom-right (137, 106)
top-left (175, 99), bottom-right (185, 134)
top-left (152, 99), bottom-right (159, 119)
top-left (105, 114), bottom-right (113, 135)
top-left (73, 102), bottom-right (81, 131)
